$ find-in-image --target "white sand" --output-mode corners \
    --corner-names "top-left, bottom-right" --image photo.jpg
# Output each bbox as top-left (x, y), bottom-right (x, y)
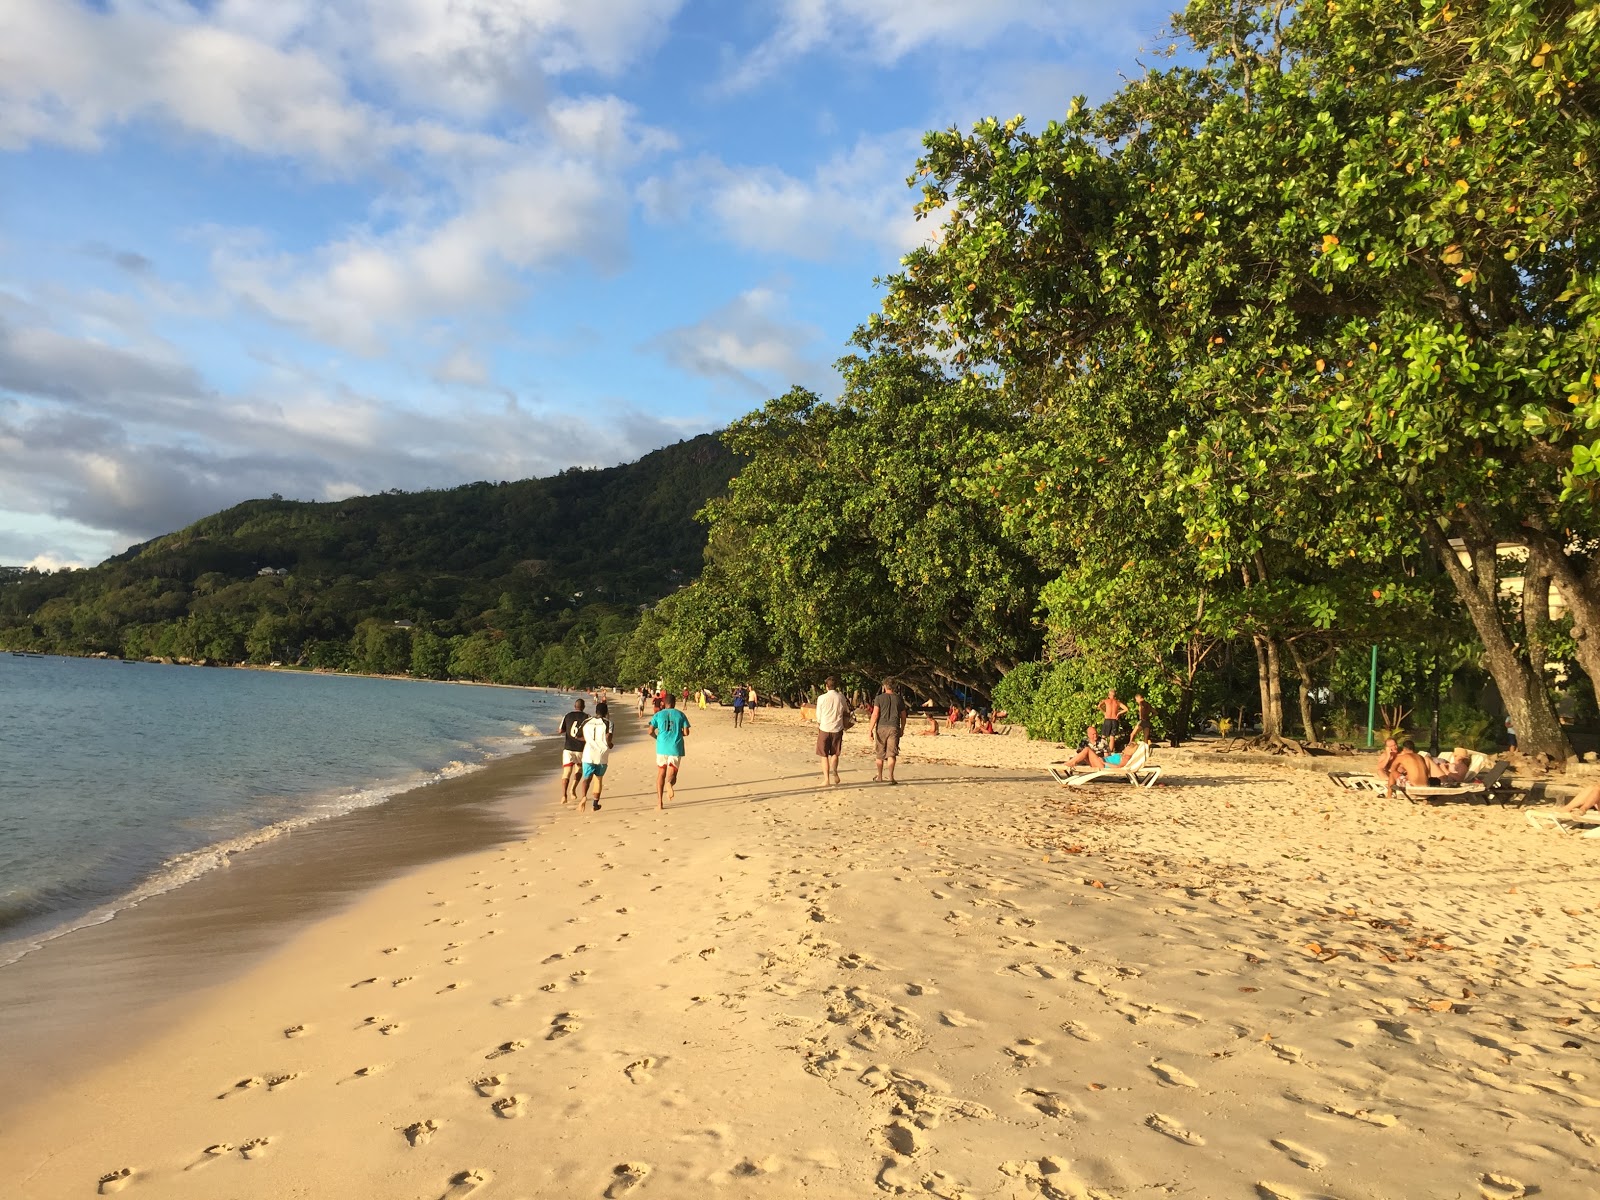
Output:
top-left (2, 710), bottom-right (1598, 1199)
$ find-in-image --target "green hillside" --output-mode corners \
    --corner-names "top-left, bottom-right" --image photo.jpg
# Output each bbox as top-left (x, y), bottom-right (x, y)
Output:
top-left (0, 434), bottom-right (739, 686)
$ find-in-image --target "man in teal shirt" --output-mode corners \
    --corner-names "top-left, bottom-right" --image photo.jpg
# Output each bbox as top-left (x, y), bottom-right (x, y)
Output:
top-left (647, 692), bottom-right (690, 810)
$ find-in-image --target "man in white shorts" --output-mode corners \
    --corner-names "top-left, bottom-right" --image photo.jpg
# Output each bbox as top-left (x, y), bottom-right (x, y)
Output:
top-left (647, 693), bottom-right (690, 810)
top-left (579, 701), bottom-right (613, 812)
top-left (557, 697), bottom-right (587, 804)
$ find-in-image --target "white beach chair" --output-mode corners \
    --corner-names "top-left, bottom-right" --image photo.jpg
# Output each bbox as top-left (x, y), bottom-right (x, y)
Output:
top-left (1397, 760), bottom-right (1511, 803)
top-left (1066, 742), bottom-right (1160, 789)
top-left (1526, 809), bottom-right (1600, 838)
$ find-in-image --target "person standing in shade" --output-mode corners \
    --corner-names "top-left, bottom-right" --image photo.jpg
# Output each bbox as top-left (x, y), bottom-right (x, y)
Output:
top-left (868, 677), bottom-right (907, 783)
top-left (578, 701), bottom-right (613, 812)
top-left (732, 684), bottom-right (747, 728)
top-left (557, 697), bottom-right (587, 804)
top-left (648, 692), bottom-right (690, 810)
top-left (815, 676), bottom-right (851, 786)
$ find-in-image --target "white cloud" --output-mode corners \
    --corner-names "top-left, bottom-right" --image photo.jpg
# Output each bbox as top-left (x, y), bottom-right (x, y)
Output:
top-left (726, 0), bottom-right (1159, 91)
top-left (0, 0), bottom-right (684, 162)
top-left (645, 286), bottom-right (827, 395)
top-left (640, 134), bottom-right (927, 263)
top-left (215, 157), bottom-right (629, 353)
top-left (0, 310), bottom-right (686, 560)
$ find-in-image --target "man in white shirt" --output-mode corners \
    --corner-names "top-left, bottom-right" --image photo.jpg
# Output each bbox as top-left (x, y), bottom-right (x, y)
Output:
top-left (814, 676), bottom-right (851, 786)
top-left (578, 701), bottom-right (613, 812)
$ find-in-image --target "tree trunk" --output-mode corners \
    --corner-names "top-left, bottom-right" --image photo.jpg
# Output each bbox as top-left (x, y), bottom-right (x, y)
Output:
top-left (1171, 678), bottom-right (1193, 746)
top-left (1524, 565), bottom-right (1552, 679)
top-left (1421, 521), bottom-right (1568, 760)
top-left (1286, 641), bottom-right (1317, 744)
top-left (1522, 527), bottom-right (1600, 711)
top-left (1251, 634), bottom-right (1285, 739)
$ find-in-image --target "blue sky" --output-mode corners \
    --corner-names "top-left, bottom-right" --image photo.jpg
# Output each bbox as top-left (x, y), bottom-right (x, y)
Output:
top-left (1, 0), bottom-right (1176, 567)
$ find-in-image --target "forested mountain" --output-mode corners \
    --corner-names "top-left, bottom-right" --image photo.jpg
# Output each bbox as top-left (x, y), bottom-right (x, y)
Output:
top-left (0, 434), bottom-right (739, 686)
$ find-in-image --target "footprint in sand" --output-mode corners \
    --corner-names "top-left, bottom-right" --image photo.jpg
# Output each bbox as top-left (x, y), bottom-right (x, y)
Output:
top-left (486, 1040), bottom-right (526, 1060)
top-left (404, 1120), bottom-right (439, 1146)
top-left (438, 982), bottom-right (464, 994)
top-left (605, 1162), bottom-right (652, 1197)
top-left (379, 1023), bottom-right (402, 1036)
top-left (1146, 1113), bottom-right (1205, 1145)
top-left (1019, 1088), bottom-right (1078, 1120)
top-left (904, 982), bottom-right (938, 997)
top-left (392, 977), bottom-right (414, 988)
top-left (1004, 1038), bottom-right (1048, 1066)
top-left (1150, 1061), bottom-right (1198, 1088)
top-left (351, 977), bottom-right (379, 987)
top-left (491, 1094), bottom-right (529, 1119)
top-left (266, 1073), bottom-right (298, 1091)
top-left (939, 1010), bottom-right (982, 1028)
top-left (473, 1075), bottom-right (505, 1096)
top-left (625, 1057), bottom-right (656, 1084)
top-left (283, 1024), bottom-right (307, 1038)
top-left (493, 994), bottom-right (523, 1008)
top-left (879, 1120), bottom-right (923, 1157)
top-left (352, 1065), bottom-right (383, 1079)
top-left (218, 1076), bottom-right (263, 1099)
top-left (547, 1012), bottom-right (581, 1040)
top-left (240, 1138), bottom-right (272, 1160)
top-left (1478, 1173), bottom-right (1529, 1199)
top-left (1059, 1020), bottom-right (1100, 1042)
top-left (1325, 1103), bottom-right (1398, 1128)
top-left (1270, 1139), bottom-right (1327, 1170)
top-left (98, 1168), bottom-right (134, 1194)
top-left (382, 947), bottom-right (401, 955)
top-left (439, 1169), bottom-right (491, 1199)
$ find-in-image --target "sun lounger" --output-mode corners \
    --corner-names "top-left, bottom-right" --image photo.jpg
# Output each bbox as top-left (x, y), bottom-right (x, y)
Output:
top-left (1526, 809), bottom-right (1600, 838)
top-left (1328, 772), bottom-right (1386, 792)
top-left (1398, 760), bottom-right (1512, 802)
top-left (1065, 742), bottom-right (1161, 789)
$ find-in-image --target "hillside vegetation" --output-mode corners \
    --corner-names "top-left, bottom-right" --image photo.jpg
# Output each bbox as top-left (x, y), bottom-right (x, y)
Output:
top-left (0, 434), bottom-right (738, 686)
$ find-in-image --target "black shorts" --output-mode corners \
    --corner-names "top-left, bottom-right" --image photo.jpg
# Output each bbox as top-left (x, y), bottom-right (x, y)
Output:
top-left (1100, 718), bottom-right (1123, 740)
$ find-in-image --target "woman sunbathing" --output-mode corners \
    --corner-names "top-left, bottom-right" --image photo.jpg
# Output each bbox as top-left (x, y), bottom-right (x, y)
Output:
top-left (1560, 783), bottom-right (1600, 816)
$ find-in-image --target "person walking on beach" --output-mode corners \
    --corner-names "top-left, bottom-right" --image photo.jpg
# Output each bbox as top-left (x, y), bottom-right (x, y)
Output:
top-left (1099, 689), bottom-right (1128, 753)
top-left (732, 684), bottom-right (747, 728)
top-left (1133, 693), bottom-right (1153, 743)
top-left (558, 697), bottom-right (587, 804)
top-left (815, 676), bottom-right (850, 786)
top-left (647, 692), bottom-right (690, 810)
top-left (578, 701), bottom-right (613, 812)
top-left (868, 677), bottom-right (907, 783)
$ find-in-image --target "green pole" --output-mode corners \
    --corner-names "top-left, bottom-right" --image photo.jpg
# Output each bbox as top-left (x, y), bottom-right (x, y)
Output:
top-left (1366, 644), bottom-right (1379, 748)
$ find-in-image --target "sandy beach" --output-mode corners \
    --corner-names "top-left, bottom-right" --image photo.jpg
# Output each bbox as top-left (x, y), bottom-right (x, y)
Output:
top-left (3, 710), bottom-right (1599, 1200)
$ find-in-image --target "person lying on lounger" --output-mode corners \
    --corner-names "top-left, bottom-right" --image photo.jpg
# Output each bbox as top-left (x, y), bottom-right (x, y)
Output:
top-left (1559, 783), bottom-right (1600, 816)
top-left (1385, 739), bottom-right (1432, 797)
top-left (1425, 747), bottom-right (1473, 785)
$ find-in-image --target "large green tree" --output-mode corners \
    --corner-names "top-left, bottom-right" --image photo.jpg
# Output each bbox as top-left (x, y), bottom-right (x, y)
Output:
top-left (876, 0), bottom-right (1599, 758)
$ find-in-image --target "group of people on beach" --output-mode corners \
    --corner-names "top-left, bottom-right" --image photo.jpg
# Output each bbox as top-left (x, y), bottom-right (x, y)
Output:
top-left (561, 691), bottom-right (688, 812)
top-left (812, 676), bottom-right (907, 786)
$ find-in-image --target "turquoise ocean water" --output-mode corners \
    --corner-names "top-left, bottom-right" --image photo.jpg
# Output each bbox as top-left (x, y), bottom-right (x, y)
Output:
top-left (0, 655), bottom-right (570, 965)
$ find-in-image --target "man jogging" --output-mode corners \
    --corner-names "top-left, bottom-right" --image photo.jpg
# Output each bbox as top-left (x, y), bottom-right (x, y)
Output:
top-left (647, 692), bottom-right (690, 810)
top-left (868, 677), bottom-right (907, 784)
top-left (578, 701), bottom-right (613, 812)
top-left (815, 676), bottom-right (850, 786)
top-left (557, 697), bottom-right (587, 804)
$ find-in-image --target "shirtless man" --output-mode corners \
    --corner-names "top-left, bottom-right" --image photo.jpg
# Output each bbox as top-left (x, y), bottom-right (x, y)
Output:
top-left (1375, 736), bottom-right (1400, 776)
top-left (1132, 693), bottom-right (1153, 742)
top-left (1099, 689), bottom-right (1128, 752)
top-left (1385, 738), bottom-right (1432, 797)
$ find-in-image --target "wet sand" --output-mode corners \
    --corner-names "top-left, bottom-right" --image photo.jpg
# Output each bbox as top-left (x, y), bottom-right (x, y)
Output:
top-left (0, 735), bottom-right (566, 1101)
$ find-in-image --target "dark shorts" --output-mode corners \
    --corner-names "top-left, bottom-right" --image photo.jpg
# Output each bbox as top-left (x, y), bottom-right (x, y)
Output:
top-left (816, 729), bottom-right (843, 757)
top-left (874, 728), bottom-right (900, 761)
top-left (1100, 718), bottom-right (1123, 740)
